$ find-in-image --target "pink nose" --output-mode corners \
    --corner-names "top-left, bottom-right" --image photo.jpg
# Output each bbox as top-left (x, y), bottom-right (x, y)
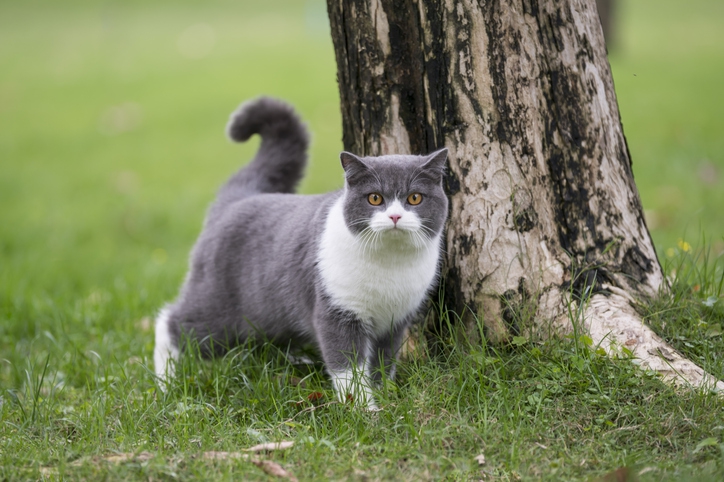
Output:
top-left (389, 214), bottom-right (401, 225)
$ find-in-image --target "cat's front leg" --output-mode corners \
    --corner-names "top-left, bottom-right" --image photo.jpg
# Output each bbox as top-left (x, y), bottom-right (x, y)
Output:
top-left (313, 302), bottom-right (377, 410)
top-left (369, 322), bottom-right (408, 385)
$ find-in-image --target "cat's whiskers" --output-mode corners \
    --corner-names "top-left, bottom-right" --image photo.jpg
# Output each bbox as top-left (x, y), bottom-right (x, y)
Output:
top-left (412, 230), bottom-right (429, 250)
top-left (347, 219), bottom-right (371, 228)
top-left (417, 221), bottom-right (437, 237)
top-left (356, 227), bottom-right (376, 257)
top-left (358, 226), bottom-right (386, 257)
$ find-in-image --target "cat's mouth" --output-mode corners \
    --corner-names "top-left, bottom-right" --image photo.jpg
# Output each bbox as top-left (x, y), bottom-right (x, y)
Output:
top-left (378, 224), bottom-right (411, 234)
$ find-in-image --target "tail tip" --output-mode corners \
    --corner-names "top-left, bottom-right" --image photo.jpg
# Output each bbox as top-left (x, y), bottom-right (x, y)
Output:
top-left (226, 96), bottom-right (307, 144)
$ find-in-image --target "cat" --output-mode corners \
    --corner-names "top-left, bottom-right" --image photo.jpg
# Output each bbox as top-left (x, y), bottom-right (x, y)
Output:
top-left (153, 97), bottom-right (448, 409)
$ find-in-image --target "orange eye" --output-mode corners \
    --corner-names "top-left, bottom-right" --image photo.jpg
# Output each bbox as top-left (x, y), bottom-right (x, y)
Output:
top-left (407, 193), bottom-right (423, 205)
top-left (368, 193), bottom-right (383, 206)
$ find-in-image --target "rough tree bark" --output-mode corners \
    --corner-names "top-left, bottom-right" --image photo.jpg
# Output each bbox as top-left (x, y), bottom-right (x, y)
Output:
top-left (325, 0), bottom-right (723, 390)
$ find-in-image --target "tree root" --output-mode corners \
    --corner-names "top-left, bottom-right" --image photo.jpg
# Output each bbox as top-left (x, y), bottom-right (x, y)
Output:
top-left (584, 292), bottom-right (724, 392)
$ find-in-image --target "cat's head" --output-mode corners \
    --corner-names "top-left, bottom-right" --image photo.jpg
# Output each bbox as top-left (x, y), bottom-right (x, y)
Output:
top-left (340, 149), bottom-right (449, 250)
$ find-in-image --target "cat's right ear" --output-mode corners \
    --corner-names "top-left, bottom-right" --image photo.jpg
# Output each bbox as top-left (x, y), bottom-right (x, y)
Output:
top-left (340, 152), bottom-right (368, 180)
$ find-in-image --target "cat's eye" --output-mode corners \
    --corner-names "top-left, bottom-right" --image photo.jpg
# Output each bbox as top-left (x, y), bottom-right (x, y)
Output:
top-left (368, 193), bottom-right (384, 206)
top-left (407, 193), bottom-right (423, 205)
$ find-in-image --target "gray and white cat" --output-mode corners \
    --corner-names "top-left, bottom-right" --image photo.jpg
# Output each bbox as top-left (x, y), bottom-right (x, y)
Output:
top-left (154, 97), bottom-right (448, 408)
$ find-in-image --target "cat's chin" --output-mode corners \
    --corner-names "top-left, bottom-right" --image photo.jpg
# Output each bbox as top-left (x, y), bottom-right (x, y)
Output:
top-left (376, 227), bottom-right (431, 249)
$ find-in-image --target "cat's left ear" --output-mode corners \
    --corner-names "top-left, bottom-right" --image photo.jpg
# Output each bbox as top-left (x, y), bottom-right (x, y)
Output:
top-left (340, 151), bottom-right (369, 180)
top-left (422, 148), bottom-right (448, 174)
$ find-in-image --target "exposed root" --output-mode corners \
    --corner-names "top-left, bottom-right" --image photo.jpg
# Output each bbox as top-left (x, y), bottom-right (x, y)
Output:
top-left (584, 293), bottom-right (724, 392)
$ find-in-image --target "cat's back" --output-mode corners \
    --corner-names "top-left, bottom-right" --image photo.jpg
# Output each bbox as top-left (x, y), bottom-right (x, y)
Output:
top-left (197, 191), bottom-right (339, 270)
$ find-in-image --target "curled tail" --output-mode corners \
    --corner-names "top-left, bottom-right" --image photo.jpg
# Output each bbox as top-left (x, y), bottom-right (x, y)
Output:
top-left (213, 97), bottom-right (309, 213)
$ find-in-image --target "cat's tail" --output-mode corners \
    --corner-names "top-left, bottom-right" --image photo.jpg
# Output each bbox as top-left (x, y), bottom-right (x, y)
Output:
top-left (214, 97), bottom-right (309, 209)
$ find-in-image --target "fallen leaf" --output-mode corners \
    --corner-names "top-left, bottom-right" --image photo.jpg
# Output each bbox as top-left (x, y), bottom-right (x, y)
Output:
top-left (307, 392), bottom-right (324, 402)
top-left (104, 452), bottom-right (154, 463)
top-left (70, 452), bottom-right (155, 466)
top-left (244, 441), bottom-right (295, 453)
top-left (596, 467), bottom-right (635, 482)
top-left (202, 451), bottom-right (248, 460)
top-left (474, 453), bottom-right (486, 466)
top-left (251, 458), bottom-right (299, 482)
top-left (200, 451), bottom-right (298, 480)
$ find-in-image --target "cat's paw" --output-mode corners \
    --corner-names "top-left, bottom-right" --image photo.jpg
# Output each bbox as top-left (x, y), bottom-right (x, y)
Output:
top-left (329, 368), bottom-right (377, 410)
top-left (343, 392), bottom-right (380, 412)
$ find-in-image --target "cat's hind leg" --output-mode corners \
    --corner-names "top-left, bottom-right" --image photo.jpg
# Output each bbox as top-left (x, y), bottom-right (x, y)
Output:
top-left (153, 306), bottom-right (179, 387)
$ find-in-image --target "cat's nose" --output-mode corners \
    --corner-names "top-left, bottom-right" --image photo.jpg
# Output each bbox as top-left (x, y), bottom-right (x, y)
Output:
top-left (389, 214), bottom-right (401, 225)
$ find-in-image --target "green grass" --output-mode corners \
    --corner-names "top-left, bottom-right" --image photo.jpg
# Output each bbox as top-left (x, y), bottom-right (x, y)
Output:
top-left (1, 0), bottom-right (724, 480)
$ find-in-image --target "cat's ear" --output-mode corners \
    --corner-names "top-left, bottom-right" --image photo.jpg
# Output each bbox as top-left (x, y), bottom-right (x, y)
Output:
top-left (421, 148), bottom-right (448, 175)
top-left (340, 152), bottom-right (368, 179)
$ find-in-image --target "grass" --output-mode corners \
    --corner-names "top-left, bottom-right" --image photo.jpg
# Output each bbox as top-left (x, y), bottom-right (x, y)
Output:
top-left (1, 0), bottom-right (724, 480)
top-left (3, 280), bottom-right (724, 481)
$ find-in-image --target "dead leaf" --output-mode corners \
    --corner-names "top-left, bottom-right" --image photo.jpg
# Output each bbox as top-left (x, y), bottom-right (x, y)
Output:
top-left (307, 392), bottom-right (324, 402)
top-left (251, 458), bottom-right (299, 482)
top-left (201, 451), bottom-right (298, 481)
top-left (244, 441), bottom-right (295, 453)
top-left (474, 453), bottom-right (486, 466)
top-left (71, 452), bottom-right (155, 466)
top-left (202, 451), bottom-right (248, 461)
top-left (103, 452), bottom-right (154, 464)
top-left (596, 467), bottom-right (636, 482)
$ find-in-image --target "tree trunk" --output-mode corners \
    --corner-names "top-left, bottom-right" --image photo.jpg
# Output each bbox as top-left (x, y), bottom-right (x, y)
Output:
top-left (325, 0), bottom-right (723, 390)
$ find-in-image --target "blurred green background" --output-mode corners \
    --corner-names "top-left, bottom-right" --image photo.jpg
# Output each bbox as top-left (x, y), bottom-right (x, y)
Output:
top-left (0, 0), bottom-right (722, 361)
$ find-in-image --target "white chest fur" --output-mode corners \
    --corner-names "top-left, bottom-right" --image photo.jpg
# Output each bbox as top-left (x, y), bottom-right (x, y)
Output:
top-left (317, 197), bottom-right (441, 336)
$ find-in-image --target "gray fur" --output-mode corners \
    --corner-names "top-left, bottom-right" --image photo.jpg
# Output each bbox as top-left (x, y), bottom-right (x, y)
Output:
top-left (158, 97), bottom-right (448, 401)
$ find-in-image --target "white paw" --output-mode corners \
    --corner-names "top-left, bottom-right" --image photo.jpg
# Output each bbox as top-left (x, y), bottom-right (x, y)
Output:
top-left (328, 367), bottom-right (378, 410)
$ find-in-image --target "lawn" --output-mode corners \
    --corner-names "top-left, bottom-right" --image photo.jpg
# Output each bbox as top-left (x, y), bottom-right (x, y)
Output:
top-left (1, 0), bottom-right (723, 480)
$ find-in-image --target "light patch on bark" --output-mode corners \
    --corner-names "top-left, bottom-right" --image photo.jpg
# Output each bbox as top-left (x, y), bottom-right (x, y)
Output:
top-left (370, 0), bottom-right (390, 57)
top-left (379, 92), bottom-right (411, 154)
top-left (585, 292), bottom-right (724, 392)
